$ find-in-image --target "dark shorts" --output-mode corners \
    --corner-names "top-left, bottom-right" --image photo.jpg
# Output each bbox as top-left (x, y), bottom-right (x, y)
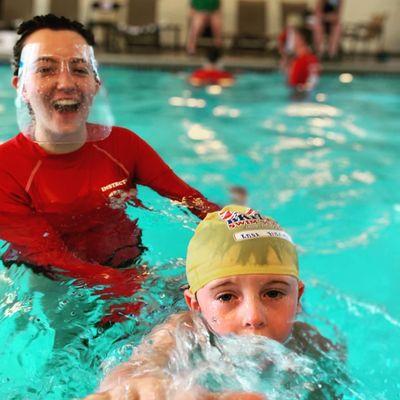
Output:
top-left (323, 0), bottom-right (340, 13)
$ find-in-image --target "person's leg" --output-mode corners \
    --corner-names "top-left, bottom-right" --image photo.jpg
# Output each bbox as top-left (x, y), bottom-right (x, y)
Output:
top-left (328, 22), bottom-right (342, 58)
top-left (210, 10), bottom-right (223, 48)
top-left (187, 11), bottom-right (209, 54)
top-left (313, 18), bottom-right (325, 57)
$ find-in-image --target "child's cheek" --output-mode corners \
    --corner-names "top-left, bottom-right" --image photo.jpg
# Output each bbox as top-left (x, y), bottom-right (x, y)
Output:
top-left (204, 302), bottom-right (231, 331)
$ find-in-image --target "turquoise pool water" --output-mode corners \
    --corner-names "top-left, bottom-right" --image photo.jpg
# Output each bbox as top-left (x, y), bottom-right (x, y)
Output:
top-left (0, 65), bottom-right (399, 399)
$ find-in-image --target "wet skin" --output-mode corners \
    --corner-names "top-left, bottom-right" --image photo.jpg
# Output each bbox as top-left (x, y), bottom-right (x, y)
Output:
top-left (12, 29), bottom-right (100, 153)
top-left (185, 274), bottom-right (304, 342)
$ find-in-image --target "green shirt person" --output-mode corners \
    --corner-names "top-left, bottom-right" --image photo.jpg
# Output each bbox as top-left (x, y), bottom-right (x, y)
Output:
top-left (187, 0), bottom-right (222, 54)
top-left (191, 0), bottom-right (220, 12)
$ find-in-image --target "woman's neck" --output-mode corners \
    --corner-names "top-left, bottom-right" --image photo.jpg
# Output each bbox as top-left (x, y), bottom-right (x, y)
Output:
top-left (37, 141), bottom-right (86, 154)
top-left (34, 125), bottom-right (87, 154)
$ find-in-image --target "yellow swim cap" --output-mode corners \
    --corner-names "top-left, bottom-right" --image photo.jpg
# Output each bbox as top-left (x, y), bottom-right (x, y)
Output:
top-left (186, 205), bottom-right (299, 294)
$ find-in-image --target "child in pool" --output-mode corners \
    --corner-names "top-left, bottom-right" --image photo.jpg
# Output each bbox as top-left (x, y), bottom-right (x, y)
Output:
top-left (287, 27), bottom-right (320, 94)
top-left (84, 205), bottom-right (335, 400)
top-left (189, 47), bottom-right (234, 87)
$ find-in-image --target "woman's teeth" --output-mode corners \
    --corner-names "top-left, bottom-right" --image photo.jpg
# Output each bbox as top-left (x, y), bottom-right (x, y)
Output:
top-left (53, 99), bottom-right (80, 112)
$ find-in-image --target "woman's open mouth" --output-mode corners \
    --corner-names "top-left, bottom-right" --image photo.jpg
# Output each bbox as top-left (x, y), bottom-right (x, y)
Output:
top-left (52, 99), bottom-right (81, 113)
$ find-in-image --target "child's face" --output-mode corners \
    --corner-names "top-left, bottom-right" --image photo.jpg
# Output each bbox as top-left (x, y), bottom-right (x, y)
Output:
top-left (185, 274), bottom-right (304, 343)
top-left (294, 31), bottom-right (305, 50)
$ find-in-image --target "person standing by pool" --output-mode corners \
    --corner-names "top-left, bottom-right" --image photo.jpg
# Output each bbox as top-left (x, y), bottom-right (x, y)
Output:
top-left (0, 14), bottom-right (219, 297)
top-left (187, 0), bottom-right (222, 55)
top-left (313, 0), bottom-right (344, 59)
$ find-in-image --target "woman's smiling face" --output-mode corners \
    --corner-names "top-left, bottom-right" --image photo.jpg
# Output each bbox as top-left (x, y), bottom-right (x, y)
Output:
top-left (185, 274), bottom-right (304, 342)
top-left (15, 29), bottom-right (99, 141)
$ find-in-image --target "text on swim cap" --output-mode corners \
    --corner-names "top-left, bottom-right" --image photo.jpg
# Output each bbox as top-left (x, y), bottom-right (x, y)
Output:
top-left (234, 229), bottom-right (293, 243)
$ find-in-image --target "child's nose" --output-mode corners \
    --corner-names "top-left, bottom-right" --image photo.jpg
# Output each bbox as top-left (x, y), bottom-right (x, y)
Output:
top-left (242, 297), bottom-right (267, 329)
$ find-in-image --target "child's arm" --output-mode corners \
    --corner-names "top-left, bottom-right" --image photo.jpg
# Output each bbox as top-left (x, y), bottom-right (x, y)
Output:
top-left (84, 312), bottom-right (266, 400)
top-left (84, 389), bottom-right (266, 400)
top-left (86, 311), bottom-right (195, 400)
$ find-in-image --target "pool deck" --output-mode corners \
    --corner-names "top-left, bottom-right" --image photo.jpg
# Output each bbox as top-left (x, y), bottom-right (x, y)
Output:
top-left (1, 51), bottom-right (400, 74)
top-left (95, 52), bottom-right (400, 74)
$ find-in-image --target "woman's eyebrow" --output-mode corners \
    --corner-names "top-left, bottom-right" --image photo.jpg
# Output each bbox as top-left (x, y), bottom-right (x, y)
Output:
top-left (70, 57), bottom-right (88, 64)
top-left (35, 56), bottom-right (57, 63)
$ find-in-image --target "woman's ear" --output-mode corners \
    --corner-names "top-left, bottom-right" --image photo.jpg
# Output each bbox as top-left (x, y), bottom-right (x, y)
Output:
top-left (94, 78), bottom-right (101, 95)
top-left (11, 76), bottom-right (19, 89)
top-left (184, 289), bottom-right (201, 312)
top-left (296, 280), bottom-right (305, 314)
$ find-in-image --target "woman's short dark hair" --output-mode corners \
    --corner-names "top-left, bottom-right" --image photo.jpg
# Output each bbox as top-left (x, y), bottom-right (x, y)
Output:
top-left (12, 14), bottom-right (95, 76)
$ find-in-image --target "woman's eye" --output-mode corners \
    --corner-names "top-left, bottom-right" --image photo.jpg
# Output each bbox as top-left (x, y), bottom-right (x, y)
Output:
top-left (37, 67), bottom-right (54, 74)
top-left (73, 68), bottom-right (90, 75)
top-left (217, 293), bottom-right (234, 302)
top-left (265, 290), bottom-right (284, 299)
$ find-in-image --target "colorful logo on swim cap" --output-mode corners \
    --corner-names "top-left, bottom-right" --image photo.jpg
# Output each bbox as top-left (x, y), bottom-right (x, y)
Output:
top-left (218, 208), bottom-right (282, 230)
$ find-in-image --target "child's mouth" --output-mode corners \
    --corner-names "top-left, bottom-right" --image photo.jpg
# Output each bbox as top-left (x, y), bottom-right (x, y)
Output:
top-left (52, 99), bottom-right (81, 113)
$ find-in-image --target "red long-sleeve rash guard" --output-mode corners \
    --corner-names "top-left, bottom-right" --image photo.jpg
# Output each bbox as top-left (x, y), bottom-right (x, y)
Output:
top-left (0, 126), bottom-right (219, 278)
top-left (288, 53), bottom-right (320, 87)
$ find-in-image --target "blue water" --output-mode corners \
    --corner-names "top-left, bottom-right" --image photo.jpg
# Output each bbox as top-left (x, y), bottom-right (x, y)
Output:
top-left (0, 65), bottom-right (399, 399)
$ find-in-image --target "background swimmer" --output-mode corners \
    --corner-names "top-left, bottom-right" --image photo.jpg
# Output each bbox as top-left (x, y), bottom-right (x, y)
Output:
top-left (189, 47), bottom-right (234, 87)
top-left (229, 185), bottom-right (248, 206)
top-left (286, 27), bottom-right (321, 96)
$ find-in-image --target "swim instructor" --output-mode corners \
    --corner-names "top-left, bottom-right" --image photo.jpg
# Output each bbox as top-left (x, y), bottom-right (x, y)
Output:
top-left (0, 14), bottom-right (219, 297)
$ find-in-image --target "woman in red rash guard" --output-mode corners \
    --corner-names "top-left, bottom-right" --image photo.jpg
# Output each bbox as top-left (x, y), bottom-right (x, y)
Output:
top-left (288, 27), bottom-right (321, 93)
top-left (0, 15), bottom-right (219, 300)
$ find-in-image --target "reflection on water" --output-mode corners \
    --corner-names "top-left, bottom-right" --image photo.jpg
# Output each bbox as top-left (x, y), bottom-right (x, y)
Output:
top-left (284, 103), bottom-right (341, 117)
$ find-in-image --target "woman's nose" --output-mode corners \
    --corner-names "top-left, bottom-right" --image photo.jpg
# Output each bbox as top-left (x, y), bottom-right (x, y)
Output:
top-left (56, 66), bottom-right (76, 90)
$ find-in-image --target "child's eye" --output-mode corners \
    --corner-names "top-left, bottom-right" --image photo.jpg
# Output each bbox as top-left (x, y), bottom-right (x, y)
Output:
top-left (264, 290), bottom-right (285, 299)
top-left (217, 293), bottom-right (234, 302)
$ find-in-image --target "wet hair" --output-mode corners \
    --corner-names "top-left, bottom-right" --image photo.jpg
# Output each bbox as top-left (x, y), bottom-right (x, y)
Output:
top-left (12, 14), bottom-right (95, 76)
top-left (295, 26), bottom-right (314, 49)
top-left (206, 46), bottom-right (222, 64)
top-left (230, 186), bottom-right (247, 195)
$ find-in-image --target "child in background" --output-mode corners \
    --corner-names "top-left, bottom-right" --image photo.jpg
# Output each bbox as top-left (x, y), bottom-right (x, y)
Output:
top-left (278, 14), bottom-right (303, 72)
top-left (189, 47), bottom-right (234, 87)
top-left (287, 27), bottom-right (320, 93)
top-left (229, 186), bottom-right (248, 206)
top-left (84, 205), bottom-right (335, 400)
